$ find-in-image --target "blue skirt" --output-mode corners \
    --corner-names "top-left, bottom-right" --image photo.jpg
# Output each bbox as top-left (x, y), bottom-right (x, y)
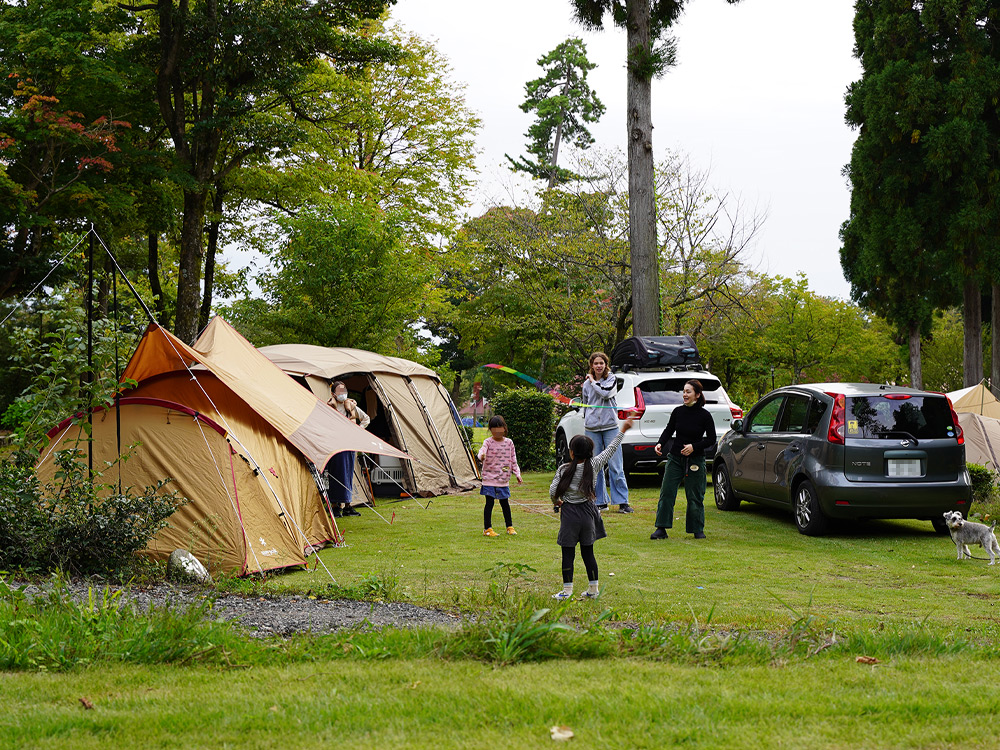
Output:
top-left (480, 485), bottom-right (511, 500)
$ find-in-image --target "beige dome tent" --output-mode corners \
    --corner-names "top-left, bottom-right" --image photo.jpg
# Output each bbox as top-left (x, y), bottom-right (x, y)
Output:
top-left (947, 382), bottom-right (1000, 419)
top-left (260, 345), bottom-right (479, 497)
top-left (956, 412), bottom-right (1000, 472)
top-left (37, 317), bottom-right (409, 574)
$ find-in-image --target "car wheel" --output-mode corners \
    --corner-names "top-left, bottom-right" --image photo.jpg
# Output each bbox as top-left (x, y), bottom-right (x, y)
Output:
top-left (555, 430), bottom-right (569, 466)
top-left (793, 480), bottom-right (829, 536)
top-left (713, 463), bottom-right (741, 511)
top-left (931, 516), bottom-right (950, 535)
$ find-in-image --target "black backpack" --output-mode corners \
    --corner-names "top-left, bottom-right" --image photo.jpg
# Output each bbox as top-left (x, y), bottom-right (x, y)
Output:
top-left (610, 336), bottom-right (700, 369)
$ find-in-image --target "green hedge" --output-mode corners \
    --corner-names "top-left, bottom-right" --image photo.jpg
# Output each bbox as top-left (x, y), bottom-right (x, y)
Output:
top-left (489, 388), bottom-right (556, 471)
top-left (968, 463), bottom-right (996, 504)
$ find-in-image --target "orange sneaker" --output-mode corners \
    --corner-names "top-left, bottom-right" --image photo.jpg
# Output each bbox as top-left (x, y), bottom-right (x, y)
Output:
top-left (506, 526), bottom-right (517, 535)
top-left (483, 528), bottom-right (499, 537)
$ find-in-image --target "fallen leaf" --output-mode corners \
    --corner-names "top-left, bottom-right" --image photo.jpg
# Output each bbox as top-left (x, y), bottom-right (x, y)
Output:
top-left (856, 655), bottom-right (879, 665)
top-left (269, 705), bottom-right (279, 712)
top-left (550, 725), bottom-right (574, 741)
top-left (410, 681), bottom-right (422, 689)
top-left (79, 697), bottom-right (94, 710)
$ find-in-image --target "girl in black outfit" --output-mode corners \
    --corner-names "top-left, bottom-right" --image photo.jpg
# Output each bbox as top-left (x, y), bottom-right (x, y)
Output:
top-left (651, 379), bottom-right (716, 540)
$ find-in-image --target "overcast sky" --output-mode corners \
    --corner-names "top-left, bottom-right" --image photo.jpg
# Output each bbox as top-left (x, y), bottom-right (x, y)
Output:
top-left (390, 0), bottom-right (861, 299)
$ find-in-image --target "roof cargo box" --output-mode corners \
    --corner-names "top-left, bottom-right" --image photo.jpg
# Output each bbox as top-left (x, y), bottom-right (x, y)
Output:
top-left (611, 336), bottom-right (700, 369)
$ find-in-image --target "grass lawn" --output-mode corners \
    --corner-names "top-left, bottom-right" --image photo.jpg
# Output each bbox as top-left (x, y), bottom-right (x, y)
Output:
top-left (5, 657), bottom-right (1000, 749)
top-left (277, 470), bottom-right (1000, 635)
top-left (5, 470), bottom-right (1000, 749)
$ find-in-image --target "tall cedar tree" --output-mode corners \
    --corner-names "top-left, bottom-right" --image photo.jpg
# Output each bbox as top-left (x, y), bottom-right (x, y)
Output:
top-left (506, 37), bottom-right (606, 188)
top-left (842, 1), bottom-right (1000, 387)
top-left (840, 1), bottom-right (952, 388)
top-left (570, 0), bottom-right (741, 337)
top-left (123, 0), bottom-right (399, 343)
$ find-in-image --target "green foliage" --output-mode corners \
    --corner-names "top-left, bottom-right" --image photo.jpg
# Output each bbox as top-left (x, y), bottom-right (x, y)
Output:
top-left (920, 308), bottom-right (968, 392)
top-left (224, 201), bottom-right (431, 350)
top-left (0, 0), bottom-right (135, 301)
top-left (506, 37), bottom-right (605, 186)
top-left (0, 449), bottom-right (183, 576)
top-left (480, 607), bottom-right (574, 665)
top-left (489, 388), bottom-right (556, 471)
top-left (0, 575), bottom-right (240, 671)
top-left (2, 296), bottom-right (141, 449)
top-left (967, 463), bottom-right (996, 505)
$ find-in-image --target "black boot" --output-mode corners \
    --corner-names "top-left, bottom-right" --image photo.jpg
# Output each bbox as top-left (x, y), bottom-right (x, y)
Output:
top-left (342, 504), bottom-right (361, 517)
top-left (650, 527), bottom-right (668, 540)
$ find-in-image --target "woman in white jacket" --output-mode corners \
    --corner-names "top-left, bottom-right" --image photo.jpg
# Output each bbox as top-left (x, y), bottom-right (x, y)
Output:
top-left (326, 380), bottom-right (370, 517)
top-left (581, 351), bottom-right (633, 513)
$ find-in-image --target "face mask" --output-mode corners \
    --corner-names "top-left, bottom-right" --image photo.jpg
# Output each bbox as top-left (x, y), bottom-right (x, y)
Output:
top-left (335, 393), bottom-right (348, 403)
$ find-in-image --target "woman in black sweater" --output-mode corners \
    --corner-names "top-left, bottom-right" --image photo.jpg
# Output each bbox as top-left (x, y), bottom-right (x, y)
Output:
top-left (650, 379), bottom-right (716, 540)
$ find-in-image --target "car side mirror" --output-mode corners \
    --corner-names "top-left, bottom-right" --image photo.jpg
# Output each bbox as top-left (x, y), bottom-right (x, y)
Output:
top-left (731, 418), bottom-right (744, 433)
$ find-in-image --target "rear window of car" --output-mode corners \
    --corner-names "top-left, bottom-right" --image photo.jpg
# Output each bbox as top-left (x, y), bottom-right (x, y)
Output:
top-left (639, 377), bottom-right (724, 405)
top-left (845, 395), bottom-right (956, 440)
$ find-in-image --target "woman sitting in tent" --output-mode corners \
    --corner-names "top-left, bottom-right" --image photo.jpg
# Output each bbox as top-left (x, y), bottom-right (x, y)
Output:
top-left (326, 380), bottom-right (370, 517)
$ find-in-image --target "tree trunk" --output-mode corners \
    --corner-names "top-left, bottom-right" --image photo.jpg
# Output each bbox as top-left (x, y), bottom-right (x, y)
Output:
top-left (992, 282), bottom-right (1000, 391)
top-left (626, 0), bottom-right (659, 337)
top-left (908, 320), bottom-right (922, 389)
top-left (200, 187), bottom-right (226, 331)
top-left (963, 275), bottom-right (983, 387)
top-left (148, 232), bottom-right (167, 323)
top-left (175, 189), bottom-right (208, 344)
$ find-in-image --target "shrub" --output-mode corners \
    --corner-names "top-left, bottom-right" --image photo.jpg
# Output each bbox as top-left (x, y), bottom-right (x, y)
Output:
top-left (967, 462), bottom-right (996, 505)
top-left (488, 387), bottom-right (556, 471)
top-left (0, 447), bottom-right (184, 576)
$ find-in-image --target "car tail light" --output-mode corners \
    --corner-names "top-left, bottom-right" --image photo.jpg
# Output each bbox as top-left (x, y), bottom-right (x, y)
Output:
top-left (729, 405), bottom-right (743, 420)
top-left (946, 396), bottom-right (965, 445)
top-left (618, 386), bottom-right (646, 420)
top-left (825, 392), bottom-right (845, 444)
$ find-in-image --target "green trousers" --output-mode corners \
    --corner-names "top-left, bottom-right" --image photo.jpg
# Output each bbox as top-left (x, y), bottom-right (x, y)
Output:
top-left (655, 453), bottom-right (707, 533)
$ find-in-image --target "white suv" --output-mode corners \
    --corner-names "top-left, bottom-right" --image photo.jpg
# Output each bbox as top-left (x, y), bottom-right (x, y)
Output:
top-left (554, 367), bottom-right (743, 474)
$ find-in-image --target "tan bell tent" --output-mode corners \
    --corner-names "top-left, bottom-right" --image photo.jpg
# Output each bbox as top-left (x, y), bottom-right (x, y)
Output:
top-left (947, 382), bottom-right (1000, 419)
top-left (37, 317), bottom-right (409, 575)
top-left (259, 345), bottom-right (480, 497)
top-left (957, 412), bottom-right (1000, 472)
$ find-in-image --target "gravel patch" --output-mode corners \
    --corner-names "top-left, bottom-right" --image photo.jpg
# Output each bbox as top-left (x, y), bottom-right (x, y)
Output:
top-left (15, 580), bottom-right (463, 637)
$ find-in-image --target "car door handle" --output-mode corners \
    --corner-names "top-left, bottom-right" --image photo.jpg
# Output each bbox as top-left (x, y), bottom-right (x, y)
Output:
top-left (756, 444), bottom-right (765, 451)
top-left (789, 445), bottom-right (801, 453)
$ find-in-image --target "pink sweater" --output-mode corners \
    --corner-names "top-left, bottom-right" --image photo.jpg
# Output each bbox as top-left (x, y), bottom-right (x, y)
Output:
top-left (478, 437), bottom-right (521, 487)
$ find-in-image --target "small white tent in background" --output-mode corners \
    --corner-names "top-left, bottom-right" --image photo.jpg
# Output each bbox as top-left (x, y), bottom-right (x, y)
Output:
top-left (947, 381), bottom-right (1000, 472)
top-left (956, 412), bottom-right (1000, 472)
top-left (947, 382), bottom-right (1000, 419)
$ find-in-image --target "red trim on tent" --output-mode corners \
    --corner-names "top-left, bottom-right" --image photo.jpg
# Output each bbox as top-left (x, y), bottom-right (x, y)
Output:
top-left (46, 397), bottom-right (229, 439)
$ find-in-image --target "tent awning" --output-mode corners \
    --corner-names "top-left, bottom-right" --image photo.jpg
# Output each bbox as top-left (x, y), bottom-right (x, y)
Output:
top-left (122, 318), bottom-right (409, 469)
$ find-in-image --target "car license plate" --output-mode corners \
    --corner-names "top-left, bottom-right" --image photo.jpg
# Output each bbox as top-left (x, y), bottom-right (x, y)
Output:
top-left (887, 458), bottom-right (922, 478)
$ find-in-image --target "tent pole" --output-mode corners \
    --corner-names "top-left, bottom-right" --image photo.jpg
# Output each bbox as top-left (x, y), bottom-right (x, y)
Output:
top-left (87, 229), bottom-right (94, 479)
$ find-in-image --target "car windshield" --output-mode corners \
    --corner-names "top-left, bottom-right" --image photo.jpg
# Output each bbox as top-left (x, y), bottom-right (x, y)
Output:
top-left (639, 377), bottom-right (724, 405)
top-left (845, 395), bottom-right (955, 440)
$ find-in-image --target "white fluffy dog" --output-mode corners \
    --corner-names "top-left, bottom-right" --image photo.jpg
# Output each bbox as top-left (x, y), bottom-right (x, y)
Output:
top-left (942, 510), bottom-right (1000, 565)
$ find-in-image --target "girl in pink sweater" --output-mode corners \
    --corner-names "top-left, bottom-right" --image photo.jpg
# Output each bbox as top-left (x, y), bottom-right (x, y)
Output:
top-left (477, 415), bottom-right (522, 536)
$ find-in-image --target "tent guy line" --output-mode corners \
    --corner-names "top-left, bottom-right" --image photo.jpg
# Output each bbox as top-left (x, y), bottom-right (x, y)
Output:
top-left (0, 229), bottom-right (90, 327)
top-left (194, 415), bottom-right (267, 575)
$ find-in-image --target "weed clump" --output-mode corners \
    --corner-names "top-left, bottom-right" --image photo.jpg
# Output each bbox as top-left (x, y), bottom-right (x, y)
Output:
top-left (0, 448), bottom-right (183, 576)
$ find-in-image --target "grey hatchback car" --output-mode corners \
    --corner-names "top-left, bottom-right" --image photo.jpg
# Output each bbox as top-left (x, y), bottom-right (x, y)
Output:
top-left (713, 383), bottom-right (972, 535)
